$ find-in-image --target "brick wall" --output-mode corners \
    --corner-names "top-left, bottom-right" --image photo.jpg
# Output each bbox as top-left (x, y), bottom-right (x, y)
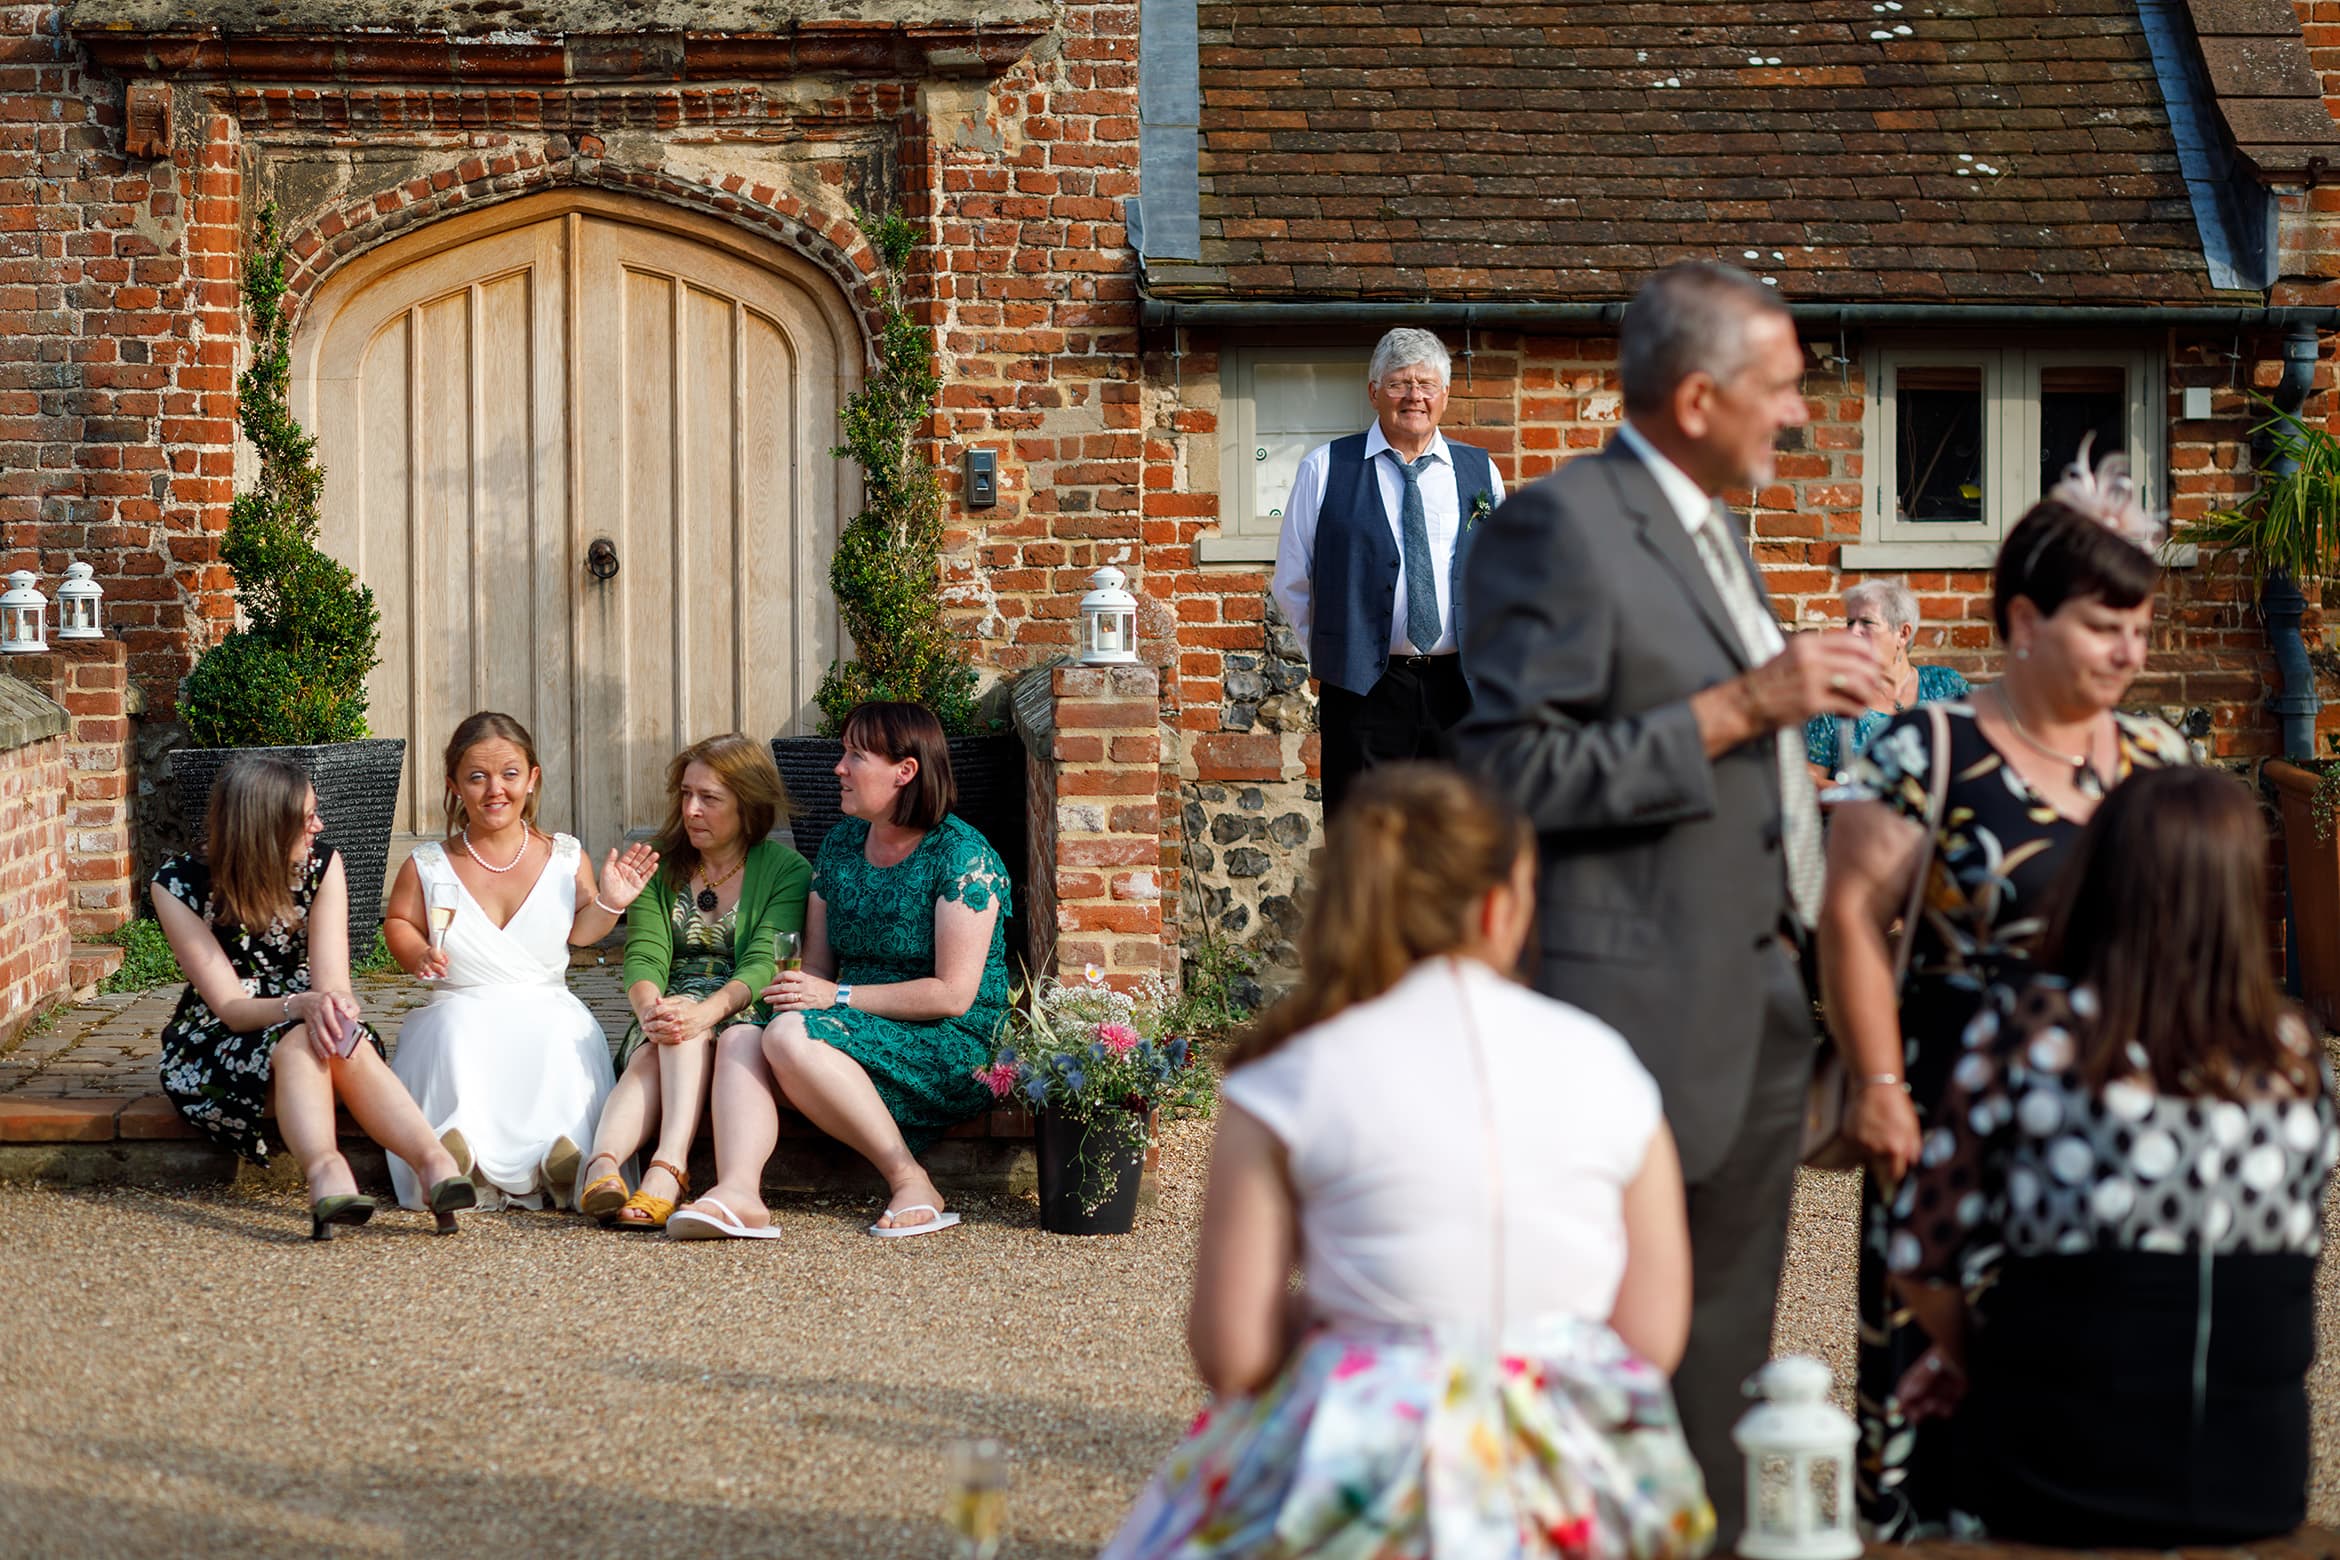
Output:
top-left (6, 638), bottom-right (135, 935)
top-left (1027, 663), bottom-right (1165, 986)
top-left (0, 677), bottom-right (69, 1048)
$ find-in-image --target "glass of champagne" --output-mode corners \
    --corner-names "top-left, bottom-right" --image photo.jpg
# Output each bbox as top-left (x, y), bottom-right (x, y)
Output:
top-left (942, 1438), bottom-right (1006, 1560)
top-left (424, 881), bottom-right (459, 979)
top-left (773, 928), bottom-right (803, 973)
top-left (1817, 714), bottom-right (1865, 806)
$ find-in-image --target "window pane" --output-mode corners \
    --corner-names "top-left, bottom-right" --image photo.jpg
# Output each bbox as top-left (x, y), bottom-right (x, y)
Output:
top-left (1895, 365), bottom-right (1985, 524)
top-left (1252, 361), bottom-right (1369, 523)
top-left (2039, 365), bottom-right (2125, 494)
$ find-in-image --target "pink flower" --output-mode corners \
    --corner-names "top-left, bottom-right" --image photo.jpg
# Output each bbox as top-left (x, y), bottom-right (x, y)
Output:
top-left (976, 1062), bottom-right (1019, 1099)
top-left (1096, 1022), bottom-right (1140, 1056)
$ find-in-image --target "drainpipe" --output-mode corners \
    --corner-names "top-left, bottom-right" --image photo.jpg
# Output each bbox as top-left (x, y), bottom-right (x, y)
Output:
top-left (2263, 319), bottom-right (2322, 763)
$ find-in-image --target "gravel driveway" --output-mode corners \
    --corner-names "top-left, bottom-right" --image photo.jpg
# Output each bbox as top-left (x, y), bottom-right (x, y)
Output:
top-left (0, 1128), bottom-right (2332, 1557)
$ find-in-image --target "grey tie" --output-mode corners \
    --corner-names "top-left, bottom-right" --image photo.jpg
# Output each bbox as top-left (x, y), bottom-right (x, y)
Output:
top-left (1395, 452), bottom-right (1442, 652)
top-left (1688, 508), bottom-right (1826, 927)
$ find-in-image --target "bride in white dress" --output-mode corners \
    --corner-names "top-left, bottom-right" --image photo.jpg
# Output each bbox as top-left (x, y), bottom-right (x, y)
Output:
top-left (382, 712), bottom-right (657, 1210)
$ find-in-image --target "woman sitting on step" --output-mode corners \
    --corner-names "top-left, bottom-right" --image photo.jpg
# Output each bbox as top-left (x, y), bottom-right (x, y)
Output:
top-left (1101, 763), bottom-right (1711, 1557)
top-left (670, 701), bottom-right (1009, 1241)
top-left (575, 733), bottom-right (810, 1230)
top-left (151, 752), bottom-right (473, 1241)
top-left (381, 711), bottom-right (657, 1212)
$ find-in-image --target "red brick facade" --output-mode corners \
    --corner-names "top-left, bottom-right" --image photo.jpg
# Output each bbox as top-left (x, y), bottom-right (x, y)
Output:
top-left (0, 679), bottom-right (69, 1046)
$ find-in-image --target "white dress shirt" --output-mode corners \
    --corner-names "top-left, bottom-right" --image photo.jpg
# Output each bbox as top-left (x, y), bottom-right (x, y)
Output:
top-left (1269, 423), bottom-right (1505, 662)
top-left (1612, 421), bottom-right (1783, 659)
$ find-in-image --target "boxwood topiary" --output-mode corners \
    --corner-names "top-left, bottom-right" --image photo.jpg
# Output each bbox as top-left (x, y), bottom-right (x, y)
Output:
top-left (179, 203), bottom-right (381, 747)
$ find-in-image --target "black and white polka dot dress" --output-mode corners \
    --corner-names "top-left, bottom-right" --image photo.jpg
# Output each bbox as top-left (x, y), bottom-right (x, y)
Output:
top-left (1891, 976), bottom-right (2339, 1546)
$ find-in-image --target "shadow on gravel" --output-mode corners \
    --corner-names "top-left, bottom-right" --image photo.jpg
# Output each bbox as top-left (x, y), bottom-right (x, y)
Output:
top-left (5, 1437), bottom-right (1102, 1559)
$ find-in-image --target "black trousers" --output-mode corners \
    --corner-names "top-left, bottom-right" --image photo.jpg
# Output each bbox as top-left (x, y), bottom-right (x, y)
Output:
top-left (1674, 936), bottom-right (1811, 1549)
top-left (1316, 654), bottom-right (1472, 819)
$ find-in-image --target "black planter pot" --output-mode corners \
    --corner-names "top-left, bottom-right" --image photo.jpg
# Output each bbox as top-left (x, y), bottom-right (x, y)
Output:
top-left (1033, 1107), bottom-right (1146, 1235)
top-left (170, 737), bottom-right (407, 958)
top-left (771, 731), bottom-right (1027, 904)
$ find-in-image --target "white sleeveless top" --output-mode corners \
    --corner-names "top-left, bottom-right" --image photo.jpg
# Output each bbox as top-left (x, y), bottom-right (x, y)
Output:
top-left (411, 834), bottom-right (580, 992)
top-left (1220, 957), bottom-right (1661, 1342)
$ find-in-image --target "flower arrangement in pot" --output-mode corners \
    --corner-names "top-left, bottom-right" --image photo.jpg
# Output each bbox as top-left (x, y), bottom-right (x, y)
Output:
top-left (978, 967), bottom-right (1214, 1235)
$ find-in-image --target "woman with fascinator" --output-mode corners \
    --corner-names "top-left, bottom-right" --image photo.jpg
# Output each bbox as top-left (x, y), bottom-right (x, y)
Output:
top-left (1815, 444), bottom-right (2192, 1539)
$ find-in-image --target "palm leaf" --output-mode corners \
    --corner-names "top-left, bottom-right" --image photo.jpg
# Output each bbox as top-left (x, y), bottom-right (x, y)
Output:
top-left (2190, 394), bottom-right (2340, 585)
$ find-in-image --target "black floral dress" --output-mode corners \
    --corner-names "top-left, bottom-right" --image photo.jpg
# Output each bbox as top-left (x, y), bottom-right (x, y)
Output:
top-left (1890, 978), bottom-right (2337, 1544)
top-left (154, 841), bottom-right (383, 1163)
top-left (805, 813), bottom-right (1010, 1152)
top-left (1846, 702), bottom-right (2190, 1539)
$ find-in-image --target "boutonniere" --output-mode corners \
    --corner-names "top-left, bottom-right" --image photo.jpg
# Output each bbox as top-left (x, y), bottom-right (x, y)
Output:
top-left (1467, 490), bottom-right (1494, 531)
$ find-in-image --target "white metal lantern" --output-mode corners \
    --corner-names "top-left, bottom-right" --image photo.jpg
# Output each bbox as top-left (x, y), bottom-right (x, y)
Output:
top-left (0, 570), bottom-right (47, 654)
top-left (1733, 1356), bottom-right (1862, 1560)
top-left (1078, 564), bottom-right (1138, 665)
top-left (55, 561), bottom-right (102, 640)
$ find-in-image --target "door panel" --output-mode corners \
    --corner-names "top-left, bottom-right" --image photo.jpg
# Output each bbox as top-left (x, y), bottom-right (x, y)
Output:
top-left (298, 199), bottom-right (848, 855)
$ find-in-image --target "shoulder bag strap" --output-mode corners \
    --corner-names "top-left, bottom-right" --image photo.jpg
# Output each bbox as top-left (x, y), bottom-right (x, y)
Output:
top-left (1889, 703), bottom-right (1954, 988)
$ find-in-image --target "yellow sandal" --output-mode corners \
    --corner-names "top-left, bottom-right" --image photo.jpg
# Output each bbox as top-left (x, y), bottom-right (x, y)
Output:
top-left (613, 1157), bottom-right (688, 1230)
top-left (578, 1152), bottom-right (629, 1220)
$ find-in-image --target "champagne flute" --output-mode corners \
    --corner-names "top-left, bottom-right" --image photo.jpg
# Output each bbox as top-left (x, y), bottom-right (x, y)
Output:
top-left (1817, 715), bottom-right (1866, 806)
top-left (423, 881), bottom-right (459, 980)
top-left (942, 1438), bottom-right (1007, 1560)
top-left (773, 928), bottom-right (803, 973)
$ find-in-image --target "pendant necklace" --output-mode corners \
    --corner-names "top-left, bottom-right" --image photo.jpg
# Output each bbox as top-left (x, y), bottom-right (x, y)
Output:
top-left (695, 853), bottom-right (745, 913)
top-left (462, 826), bottom-right (528, 874)
top-left (1995, 684), bottom-right (2105, 797)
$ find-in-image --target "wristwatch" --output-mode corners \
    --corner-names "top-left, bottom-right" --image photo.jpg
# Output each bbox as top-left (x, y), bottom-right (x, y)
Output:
top-left (834, 984), bottom-right (854, 1010)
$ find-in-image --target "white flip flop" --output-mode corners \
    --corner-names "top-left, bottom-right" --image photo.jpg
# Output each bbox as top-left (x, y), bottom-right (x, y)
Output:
top-left (666, 1196), bottom-right (783, 1241)
top-left (867, 1204), bottom-right (961, 1239)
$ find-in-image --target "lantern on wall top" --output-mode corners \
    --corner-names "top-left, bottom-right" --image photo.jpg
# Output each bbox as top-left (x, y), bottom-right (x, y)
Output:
top-left (1733, 1356), bottom-right (1861, 1560)
top-left (1079, 565), bottom-right (1138, 665)
top-left (0, 570), bottom-right (46, 654)
top-left (55, 562), bottom-right (103, 640)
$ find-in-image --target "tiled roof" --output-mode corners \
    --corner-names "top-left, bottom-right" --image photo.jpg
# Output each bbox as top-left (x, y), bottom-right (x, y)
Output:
top-left (1161, 0), bottom-right (2300, 306)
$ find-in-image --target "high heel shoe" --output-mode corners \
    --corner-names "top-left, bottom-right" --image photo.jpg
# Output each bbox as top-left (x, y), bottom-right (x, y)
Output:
top-left (309, 1193), bottom-right (376, 1242)
top-left (428, 1175), bottom-right (479, 1236)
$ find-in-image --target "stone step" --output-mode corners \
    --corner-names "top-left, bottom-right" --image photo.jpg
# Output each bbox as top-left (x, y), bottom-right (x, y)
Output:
top-left (66, 941), bottom-right (122, 995)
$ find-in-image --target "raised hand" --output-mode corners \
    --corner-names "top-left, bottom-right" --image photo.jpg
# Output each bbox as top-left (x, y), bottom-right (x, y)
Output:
top-left (599, 842), bottom-right (659, 911)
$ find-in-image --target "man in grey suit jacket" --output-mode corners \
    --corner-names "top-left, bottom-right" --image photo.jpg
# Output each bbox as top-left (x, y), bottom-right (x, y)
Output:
top-left (1456, 262), bottom-right (1882, 1544)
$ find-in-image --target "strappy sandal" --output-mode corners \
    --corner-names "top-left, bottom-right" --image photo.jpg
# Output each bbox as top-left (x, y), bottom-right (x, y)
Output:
top-left (577, 1151), bottom-right (629, 1220)
top-left (613, 1157), bottom-right (687, 1230)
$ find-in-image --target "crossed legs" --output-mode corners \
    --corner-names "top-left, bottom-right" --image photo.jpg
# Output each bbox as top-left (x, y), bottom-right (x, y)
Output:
top-left (689, 1013), bottom-right (943, 1231)
top-left (272, 1028), bottom-right (458, 1199)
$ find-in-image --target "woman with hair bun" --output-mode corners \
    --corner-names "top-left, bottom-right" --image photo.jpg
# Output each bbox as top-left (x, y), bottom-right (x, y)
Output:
top-left (380, 711), bottom-right (657, 1212)
top-left (1102, 762), bottom-right (1712, 1559)
top-left (1819, 449), bottom-right (2191, 1538)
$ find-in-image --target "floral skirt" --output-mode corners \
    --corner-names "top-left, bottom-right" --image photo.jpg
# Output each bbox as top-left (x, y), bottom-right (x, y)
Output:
top-left (1100, 1320), bottom-right (1714, 1560)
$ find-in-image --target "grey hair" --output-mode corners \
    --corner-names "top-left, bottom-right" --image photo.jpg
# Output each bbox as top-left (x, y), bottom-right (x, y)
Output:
top-left (1368, 327), bottom-right (1452, 389)
top-left (1619, 261), bottom-right (1792, 415)
top-left (1844, 577), bottom-right (1919, 635)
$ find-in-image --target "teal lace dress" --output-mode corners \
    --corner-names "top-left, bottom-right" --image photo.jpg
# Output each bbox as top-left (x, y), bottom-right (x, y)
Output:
top-left (807, 813), bottom-right (1011, 1151)
top-left (612, 892), bottom-right (775, 1072)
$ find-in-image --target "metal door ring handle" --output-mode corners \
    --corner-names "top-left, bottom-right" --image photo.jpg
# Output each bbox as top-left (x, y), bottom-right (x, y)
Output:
top-left (586, 538), bottom-right (619, 582)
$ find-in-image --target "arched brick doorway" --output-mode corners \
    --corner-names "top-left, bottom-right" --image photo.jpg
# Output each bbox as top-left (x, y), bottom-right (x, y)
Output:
top-left (291, 190), bottom-right (862, 849)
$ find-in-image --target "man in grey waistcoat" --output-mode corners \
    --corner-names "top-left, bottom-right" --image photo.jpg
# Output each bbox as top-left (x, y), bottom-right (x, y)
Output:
top-left (1455, 263), bottom-right (1883, 1544)
top-left (1271, 328), bottom-right (1503, 817)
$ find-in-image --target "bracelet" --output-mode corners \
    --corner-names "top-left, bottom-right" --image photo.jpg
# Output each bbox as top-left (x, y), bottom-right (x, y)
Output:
top-left (281, 994), bottom-right (294, 1022)
top-left (1858, 1071), bottom-right (1905, 1090)
top-left (593, 895), bottom-right (625, 916)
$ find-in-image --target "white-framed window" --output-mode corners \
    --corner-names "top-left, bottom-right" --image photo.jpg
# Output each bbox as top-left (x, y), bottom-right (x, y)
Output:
top-left (1199, 345), bottom-right (1371, 565)
top-left (1846, 342), bottom-right (2172, 571)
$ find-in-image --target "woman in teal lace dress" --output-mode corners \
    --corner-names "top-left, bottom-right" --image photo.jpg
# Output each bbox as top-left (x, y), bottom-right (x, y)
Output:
top-left (672, 702), bottom-right (1009, 1241)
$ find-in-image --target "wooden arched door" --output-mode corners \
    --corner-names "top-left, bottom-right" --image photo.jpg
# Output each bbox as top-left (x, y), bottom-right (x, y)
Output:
top-left (293, 193), bottom-right (859, 850)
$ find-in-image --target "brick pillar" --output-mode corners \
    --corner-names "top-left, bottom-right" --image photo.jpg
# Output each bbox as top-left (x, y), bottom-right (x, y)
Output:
top-left (7, 640), bottom-right (136, 936)
top-left (1027, 663), bottom-right (1166, 986)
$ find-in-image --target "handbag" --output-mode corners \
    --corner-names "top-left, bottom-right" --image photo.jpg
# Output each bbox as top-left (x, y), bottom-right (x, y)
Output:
top-left (1800, 702), bottom-right (1950, 1170)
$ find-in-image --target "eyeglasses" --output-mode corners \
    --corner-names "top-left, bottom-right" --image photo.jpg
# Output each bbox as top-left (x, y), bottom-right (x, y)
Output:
top-left (1376, 378), bottom-right (1445, 397)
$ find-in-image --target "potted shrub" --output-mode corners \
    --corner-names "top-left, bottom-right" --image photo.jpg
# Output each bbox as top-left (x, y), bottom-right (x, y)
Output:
top-left (2195, 398), bottom-right (2340, 1023)
top-left (976, 967), bottom-right (1214, 1235)
top-left (172, 203), bottom-right (402, 953)
top-left (770, 207), bottom-right (1023, 884)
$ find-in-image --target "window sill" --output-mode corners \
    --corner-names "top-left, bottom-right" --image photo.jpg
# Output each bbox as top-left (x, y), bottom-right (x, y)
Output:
top-left (1195, 534), bottom-right (1280, 565)
top-left (1840, 541), bottom-right (2197, 571)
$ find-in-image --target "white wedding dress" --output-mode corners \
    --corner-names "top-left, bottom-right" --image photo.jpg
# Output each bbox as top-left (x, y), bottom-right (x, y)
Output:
top-left (388, 835), bottom-right (614, 1211)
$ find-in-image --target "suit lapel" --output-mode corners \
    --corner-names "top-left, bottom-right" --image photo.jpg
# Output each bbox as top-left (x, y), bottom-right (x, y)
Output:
top-left (1598, 444), bottom-right (1753, 672)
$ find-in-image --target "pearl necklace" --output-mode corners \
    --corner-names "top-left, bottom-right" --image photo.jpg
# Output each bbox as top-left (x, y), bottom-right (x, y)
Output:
top-left (461, 826), bottom-right (529, 874)
top-left (1994, 684), bottom-right (2107, 796)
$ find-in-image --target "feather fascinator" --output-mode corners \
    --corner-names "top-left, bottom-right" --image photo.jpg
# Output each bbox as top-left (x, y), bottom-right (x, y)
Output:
top-left (2045, 432), bottom-right (2166, 554)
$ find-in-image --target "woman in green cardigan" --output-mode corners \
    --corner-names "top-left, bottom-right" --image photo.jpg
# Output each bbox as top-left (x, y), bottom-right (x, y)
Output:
top-left (576, 733), bottom-right (811, 1229)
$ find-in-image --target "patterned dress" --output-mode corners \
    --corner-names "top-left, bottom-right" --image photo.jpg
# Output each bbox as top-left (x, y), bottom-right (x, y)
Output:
top-left (612, 891), bottom-right (774, 1073)
top-left (154, 841), bottom-right (384, 1163)
top-left (1803, 664), bottom-right (1971, 775)
top-left (806, 813), bottom-right (1009, 1151)
top-left (1889, 977), bottom-right (2337, 1544)
top-left (1846, 702), bottom-right (2190, 1539)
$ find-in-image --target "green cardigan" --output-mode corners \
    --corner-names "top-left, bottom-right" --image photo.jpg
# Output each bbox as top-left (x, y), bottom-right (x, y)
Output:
top-left (620, 838), bottom-right (812, 999)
